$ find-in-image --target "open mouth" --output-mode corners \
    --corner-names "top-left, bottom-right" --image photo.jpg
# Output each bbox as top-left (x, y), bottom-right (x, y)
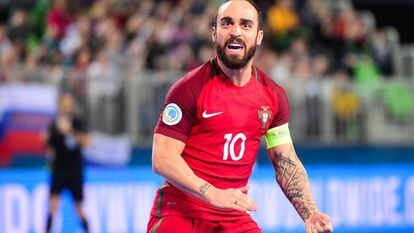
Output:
top-left (227, 41), bottom-right (244, 51)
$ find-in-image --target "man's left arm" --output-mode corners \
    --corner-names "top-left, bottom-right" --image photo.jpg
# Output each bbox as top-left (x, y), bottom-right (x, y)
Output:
top-left (267, 88), bottom-right (332, 232)
top-left (71, 118), bottom-right (91, 147)
top-left (73, 131), bottom-right (91, 147)
top-left (267, 140), bottom-right (333, 233)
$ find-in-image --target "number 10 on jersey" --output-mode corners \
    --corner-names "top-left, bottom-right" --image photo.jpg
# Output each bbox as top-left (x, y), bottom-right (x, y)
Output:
top-left (223, 133), bottom-right (246, 161)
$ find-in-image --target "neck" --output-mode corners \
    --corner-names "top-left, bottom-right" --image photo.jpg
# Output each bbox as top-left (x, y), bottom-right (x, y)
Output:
top-left (59, 112), bottom-right (72, 118)
top-left (217, 59), bottom-right (254, 87)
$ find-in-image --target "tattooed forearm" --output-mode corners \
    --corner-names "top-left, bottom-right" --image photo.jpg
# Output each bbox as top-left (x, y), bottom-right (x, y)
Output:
top-left (199, 182), bottom-right (212, 195)
top-left (286, 191), bottom-right (303, 199)
top-left (272, 146), bottom-right (317, 220)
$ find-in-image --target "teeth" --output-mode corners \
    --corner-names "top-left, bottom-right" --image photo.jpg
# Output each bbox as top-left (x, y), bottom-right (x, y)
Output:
top-left (229, 42), bottom-right (242, 47)
top-left (228, 42), bottom-right (243, 49)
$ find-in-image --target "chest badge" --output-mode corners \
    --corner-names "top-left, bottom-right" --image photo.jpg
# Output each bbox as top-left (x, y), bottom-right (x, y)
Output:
top-left (258, 106), bottom-right (272, 129)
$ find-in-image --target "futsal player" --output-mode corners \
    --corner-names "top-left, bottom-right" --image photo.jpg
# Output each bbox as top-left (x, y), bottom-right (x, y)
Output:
top-left (147, 1), bottom-right (333, 232)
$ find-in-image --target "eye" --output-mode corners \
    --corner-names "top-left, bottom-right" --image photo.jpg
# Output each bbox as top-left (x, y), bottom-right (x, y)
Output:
top-left (221, 21), bottom-right (231, 27)
top-left (242, 22), bottom-right (253, 29)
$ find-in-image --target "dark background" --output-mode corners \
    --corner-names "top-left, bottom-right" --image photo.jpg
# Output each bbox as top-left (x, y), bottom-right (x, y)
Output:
top-left (353, 0), bottom-right (414, 43)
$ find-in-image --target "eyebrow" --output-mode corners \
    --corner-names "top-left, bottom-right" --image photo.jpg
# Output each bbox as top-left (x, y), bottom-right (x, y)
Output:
top-left (220, 17), bottom-right (254, 25)
top-left (220, 17), bottom-right (234, 23)
top-left (240, 18), bottom-right (254, 25)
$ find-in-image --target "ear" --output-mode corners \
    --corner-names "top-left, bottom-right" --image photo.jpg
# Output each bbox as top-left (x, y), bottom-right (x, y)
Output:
top-left (211, 26), bottom-right (217, 43)
top-left (256, 29), bottom-right (264, 46)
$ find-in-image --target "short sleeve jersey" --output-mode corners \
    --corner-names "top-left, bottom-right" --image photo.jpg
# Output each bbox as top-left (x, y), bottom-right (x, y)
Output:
top-left (47, 116), bottom-right (87, 175)
top-left (152, 58), bottom-right (290, 220)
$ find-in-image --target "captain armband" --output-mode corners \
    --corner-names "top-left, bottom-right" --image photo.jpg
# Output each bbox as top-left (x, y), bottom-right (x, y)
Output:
top-left (265, 123), bottom-right (292, 149)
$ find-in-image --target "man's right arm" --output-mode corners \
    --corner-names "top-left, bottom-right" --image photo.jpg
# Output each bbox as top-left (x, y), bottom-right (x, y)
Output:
top-left (44, 124), bottom-right (55, 160)
top-left (152, 133), bottom-right (256, 212)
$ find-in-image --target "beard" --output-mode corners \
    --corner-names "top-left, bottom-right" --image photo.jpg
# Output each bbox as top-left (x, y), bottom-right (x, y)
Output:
top-left (215, 37), bottom-right (257, 70)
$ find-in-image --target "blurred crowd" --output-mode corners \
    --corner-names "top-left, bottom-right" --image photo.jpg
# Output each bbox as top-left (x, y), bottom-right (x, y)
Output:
top-left (0, 0), bottom-right (395, 79)
top-left (1, 0), bottom-right (410, 141)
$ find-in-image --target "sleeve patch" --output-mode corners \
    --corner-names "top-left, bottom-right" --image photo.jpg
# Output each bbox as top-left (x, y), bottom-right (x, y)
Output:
top-left (162, 103), bottom-right (182, 126)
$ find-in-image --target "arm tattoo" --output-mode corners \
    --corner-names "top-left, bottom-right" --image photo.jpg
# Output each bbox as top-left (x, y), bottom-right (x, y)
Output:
top-left (273, 146), bottom-right (317, 220)
top-left (199, 182), bottom-right (211, 195)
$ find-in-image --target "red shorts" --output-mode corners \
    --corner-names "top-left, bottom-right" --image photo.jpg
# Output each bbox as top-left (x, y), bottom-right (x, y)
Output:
top-left (147, 215), bottom-right (262, 233)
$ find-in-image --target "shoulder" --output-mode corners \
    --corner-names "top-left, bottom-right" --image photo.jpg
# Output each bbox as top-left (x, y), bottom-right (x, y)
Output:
top-left (255, 67), bottom-right (287, 97)
top-left (168, 60), bottom-right (213, 98)
top-left (255, 67), bottom-right (291, 126)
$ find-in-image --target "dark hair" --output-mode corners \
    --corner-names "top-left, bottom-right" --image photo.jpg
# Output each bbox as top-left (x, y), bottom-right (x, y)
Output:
top-left (58, 91), bottom-right (75, 102)
top-left (213, 0), bottom-right (263, 30)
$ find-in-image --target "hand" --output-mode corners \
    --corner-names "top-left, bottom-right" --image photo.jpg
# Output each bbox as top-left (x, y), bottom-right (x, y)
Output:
top-left (57, 117), bottom-right (72, 135)
top-left (305, 212), bottom-right (333, 233)
top-left (205, 185), bottom-right (257, 212)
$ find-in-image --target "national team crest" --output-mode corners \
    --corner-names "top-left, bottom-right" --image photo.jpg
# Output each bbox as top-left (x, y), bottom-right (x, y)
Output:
top-left (258, 106), bottom-right (272, 129)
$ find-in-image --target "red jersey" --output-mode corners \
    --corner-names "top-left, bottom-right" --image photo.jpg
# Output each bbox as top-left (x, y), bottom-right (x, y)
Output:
top-left (151, 58), bottom-right (290, 220)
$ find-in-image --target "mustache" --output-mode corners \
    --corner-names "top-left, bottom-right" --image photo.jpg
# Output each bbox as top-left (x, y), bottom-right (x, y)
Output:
top-left (224, 37), bottom-right (246, 48)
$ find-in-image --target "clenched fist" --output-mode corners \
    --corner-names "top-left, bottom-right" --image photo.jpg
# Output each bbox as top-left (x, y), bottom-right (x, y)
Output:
top-left (305, 212), bottom-right (333, 233)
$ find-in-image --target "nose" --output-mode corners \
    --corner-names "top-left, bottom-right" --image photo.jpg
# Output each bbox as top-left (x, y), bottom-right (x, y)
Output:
top-left (230, 25), bottom-right (242, 38)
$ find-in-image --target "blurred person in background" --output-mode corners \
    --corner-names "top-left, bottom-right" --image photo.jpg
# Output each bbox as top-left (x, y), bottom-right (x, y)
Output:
top-left (7, 9), bottom-right (32, 44)
top-left (0, 24), bottom-right (12, 82)
top-left (371, 29), bottom-right (393, 76)
top-left (45, 92), bottom-right (90, 233)
top-left (0, 0), bottom-right (397, 80)
top-left (47, 0), bottom-right (71, 40)
top-left (304, 53), bottom-right (329, 137)
top-left (331, 70), bottom-right (362, 140)
top-left (267, 0), bottom-right (299, 50)
top-left (148, 1), bottom-right (332, 232)
top-left (267, 0), bottom-right (299, 36)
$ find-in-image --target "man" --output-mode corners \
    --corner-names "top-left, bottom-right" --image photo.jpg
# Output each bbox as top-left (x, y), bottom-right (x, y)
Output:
top-left (45, 93), bottom-right (90, 233)
top-left (147, 1), bottom-right (333, 232)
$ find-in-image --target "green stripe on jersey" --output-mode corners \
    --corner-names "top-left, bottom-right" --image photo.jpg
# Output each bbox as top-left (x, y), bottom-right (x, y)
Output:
top-left (151, 217), bottom-right (164, 233)
top-left (156, 185), bottom-right (168, 217)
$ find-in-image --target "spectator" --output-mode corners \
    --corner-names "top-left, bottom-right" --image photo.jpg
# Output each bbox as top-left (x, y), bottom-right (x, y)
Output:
top-left (42, 20), bottom-right (61, 58)
top-left (289, 36), bottom-right (309, 61)
top-left (267, 0), bottom-right (300, 50)
top-left (297, 0), bottom-right (334, 51)
top-left (332, 6), bottom-right (369, 70)
top-left (71, 47), bottom-right (91, 117)
top-left (0, 1), bottom-right (9, 24)
top-left (87, 50), bottom-right (123, 133)
top-left (303, 54), bottom-right (330, 137)
top-left (0, 24), bottom-right (12, 61)
top-left (8, 9), bottom-right (32, 44)
top-left (60, 14), bottom-right (91, 61)
top-left (371, 29), bottom-right (393, 76)
top-left (270, 51), bottom-right (293, 85)
top-left (47, 0), bottom-right (71, 39)
top-left (267, 0), bottom-right (299, 35)
top-left (331, 71), bottom-right (362, 139)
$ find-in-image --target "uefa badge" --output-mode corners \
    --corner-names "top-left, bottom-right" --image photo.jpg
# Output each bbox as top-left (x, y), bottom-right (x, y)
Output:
top-left (162, 103), bottom-right (182, 125)
top-left (258, 106), bottom-right (272, 129)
